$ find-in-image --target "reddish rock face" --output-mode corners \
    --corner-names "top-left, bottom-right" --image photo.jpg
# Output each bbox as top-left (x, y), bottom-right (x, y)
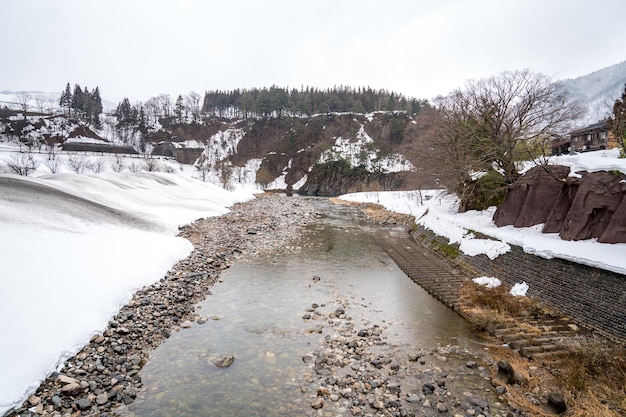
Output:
top-left (494, 165), bottom-right (626, 243)
top-left (493, 165), bottom-right (570, 228)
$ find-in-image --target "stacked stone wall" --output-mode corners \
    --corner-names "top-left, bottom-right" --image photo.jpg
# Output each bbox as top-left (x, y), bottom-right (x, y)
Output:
top-left (411, 225), bottom-right (626, 343)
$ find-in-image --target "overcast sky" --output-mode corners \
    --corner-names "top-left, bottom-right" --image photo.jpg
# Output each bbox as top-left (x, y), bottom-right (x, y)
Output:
top-left (1, 0), bottom-right (625, 104)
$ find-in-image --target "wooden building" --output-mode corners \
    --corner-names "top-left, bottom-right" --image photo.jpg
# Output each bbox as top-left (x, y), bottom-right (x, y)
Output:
top-left (552, 120), bottom-right (617, 155)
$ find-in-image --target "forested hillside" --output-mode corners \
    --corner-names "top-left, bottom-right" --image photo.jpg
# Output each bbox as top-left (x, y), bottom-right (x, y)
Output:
top-left (3, 63), bottom-right (623, 199)
top-left (0, 83), bottom-right (442, 195)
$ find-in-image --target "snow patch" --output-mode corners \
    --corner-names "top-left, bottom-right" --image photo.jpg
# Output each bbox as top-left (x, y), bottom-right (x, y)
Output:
top-left (510, 282), bottom-right (529, 297)
top-left (473, 277), bottom-right (502, 288)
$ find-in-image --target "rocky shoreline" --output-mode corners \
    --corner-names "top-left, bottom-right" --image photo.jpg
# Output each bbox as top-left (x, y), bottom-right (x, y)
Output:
top-left (6, 195), bottom-right (519, 417)
top-left (295, 289), bottom-right (515, 417)
top-left (6, 194), bottom-right (321, 417)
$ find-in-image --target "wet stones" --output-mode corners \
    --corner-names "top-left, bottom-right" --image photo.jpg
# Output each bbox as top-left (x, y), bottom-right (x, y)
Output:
top-left (6, 196), bottom-right (326, 417)
top-left (496, 360), bottom-right (528, 385)
top-left (299, 294), bottom-right (511, 417)
top-left (208, 354), bottom-right (235, 368)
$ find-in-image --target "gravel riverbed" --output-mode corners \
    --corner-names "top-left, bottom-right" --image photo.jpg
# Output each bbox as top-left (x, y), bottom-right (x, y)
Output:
top-left (7, 194), bottom-right (519, 417)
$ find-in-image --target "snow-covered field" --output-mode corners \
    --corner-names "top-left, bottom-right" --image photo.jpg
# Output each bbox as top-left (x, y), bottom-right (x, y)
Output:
top-left (0, 150), bottom-right (259, 415)
top-left (1, 146), bottom-right (625, 414)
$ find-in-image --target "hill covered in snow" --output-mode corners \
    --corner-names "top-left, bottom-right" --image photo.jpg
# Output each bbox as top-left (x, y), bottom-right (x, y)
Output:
top-left (559, 60), bottom-right (626, 126)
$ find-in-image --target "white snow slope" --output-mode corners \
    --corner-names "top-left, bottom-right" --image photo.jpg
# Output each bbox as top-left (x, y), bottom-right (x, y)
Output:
top-left (0, 162), bottom-right (257, 414)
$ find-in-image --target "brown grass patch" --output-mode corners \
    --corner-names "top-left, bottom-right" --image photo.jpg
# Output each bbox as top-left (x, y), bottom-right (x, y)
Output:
top-left (460, 281), bottom-right (541, 317)
top-left (555, 336), bottom-right (626, 414)
top-left (462, 281), bottom-right (626, 416)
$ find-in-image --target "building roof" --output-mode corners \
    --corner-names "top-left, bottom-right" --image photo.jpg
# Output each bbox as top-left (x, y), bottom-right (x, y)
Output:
top-left (570, 120), bottom-right (609, 135)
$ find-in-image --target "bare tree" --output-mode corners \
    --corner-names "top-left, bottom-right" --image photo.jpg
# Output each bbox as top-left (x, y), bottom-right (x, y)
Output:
top-left (128, 161), bottom-right (144, 173)
top-left (195, 153), bottom-right (211, 182)
top-left (101, 114), bottom-right (117, 140)
top-left (43, 147), bottom-right (62, 173)
top-left (87, 158), bottom-right (105, 173)
top-left (432, 70), bottom-right (583, 209)
top-left (7, 152), bottom-right (39, 176)
top-left (608, 83), bottom-right (626, 157)
top-left (217, 161), bottom-right (233, 189)
top-left (185, 91), bottom-right (202, 122)
top-left (15, 91), bottom-right (31, 113)
top-left (155, 94), bottom-right (172, 118)
top-left (111, 157), bottom-right (125, 173)
top-left (143, 97), bottom-right (161, 124)
top-left (67, 155), bottom-right (88, 174)
top-left (34, 96), bottom-right (51, 114)
top-left (143, 156), bottom-right (161, 172)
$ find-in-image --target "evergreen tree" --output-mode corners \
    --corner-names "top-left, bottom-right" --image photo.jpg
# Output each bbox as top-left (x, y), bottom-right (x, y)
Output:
top-left (71, 84), bottom-right (85, 116)
top-left (59, 83), bottom-right (72, 116)
top-left (90, 87), bottom-right (103, 128)
top-left (240, 91), bottom-right (255, 119)
top-left (256, 89), bottom-right (272, 117)
top-left (174, 95), bottom-right (184, 123)
top-left (115, 97), bottom-right (135, 128)
top-left (608, 84), bottom-right (626, 155)
top-left (270, 87), bottom-right (290, 117)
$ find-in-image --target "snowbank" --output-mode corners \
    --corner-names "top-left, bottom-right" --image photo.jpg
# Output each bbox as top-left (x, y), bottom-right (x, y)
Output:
top-left (340, 150), bottom-right (626, 276)
top-left (0, 169), bottom-right (256, 415)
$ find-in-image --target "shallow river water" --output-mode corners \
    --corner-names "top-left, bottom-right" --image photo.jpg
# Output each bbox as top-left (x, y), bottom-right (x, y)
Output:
top-left (120, 200), bottom-right (499, 417)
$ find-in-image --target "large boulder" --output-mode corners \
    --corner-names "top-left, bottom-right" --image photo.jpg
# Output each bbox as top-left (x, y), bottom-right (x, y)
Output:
top-left (494, 165), bottom-right (626, 243)
top-left (493, 165), bottom-right (570, 227)
top-left (555, 171), bottom-right (626, 241)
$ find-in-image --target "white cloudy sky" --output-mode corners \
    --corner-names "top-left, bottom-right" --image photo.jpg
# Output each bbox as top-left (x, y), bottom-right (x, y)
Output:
top-left (1, 0), bottom-right (625, 104)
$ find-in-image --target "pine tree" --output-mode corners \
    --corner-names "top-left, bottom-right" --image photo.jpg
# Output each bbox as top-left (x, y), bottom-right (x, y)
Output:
top-left (71, 84), bottom-right (84, 116)
top-left (59, 83), bottom-right (72, 116)
top-left (90, 87), bottom-right (103, 128)
top-left (174, 95), bottom-right (184, 123)
top-left (115, 98), bottom-right (134, 128)
top-left (608, 84), bottom-right (626, 156)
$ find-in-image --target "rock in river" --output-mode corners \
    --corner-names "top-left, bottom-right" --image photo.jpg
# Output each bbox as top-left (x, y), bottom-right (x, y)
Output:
top-left (208, 354), bottom-right (235, 368)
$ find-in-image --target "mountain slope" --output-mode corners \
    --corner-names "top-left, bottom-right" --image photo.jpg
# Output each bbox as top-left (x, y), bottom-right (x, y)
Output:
top-left (559, 60), bottom-right (626, 125)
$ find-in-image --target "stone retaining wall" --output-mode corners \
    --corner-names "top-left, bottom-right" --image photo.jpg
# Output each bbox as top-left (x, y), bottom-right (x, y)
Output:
top-left (411, 226), bottom-right (626, 343)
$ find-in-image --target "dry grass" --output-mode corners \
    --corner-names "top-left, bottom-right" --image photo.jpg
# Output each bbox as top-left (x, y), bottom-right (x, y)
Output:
top-left (555, 336), bottom-right (626, 415)
top-left (460, 281), bottom-right (544, 318)
top-left (462, 282), bottom-right (626, 416)
top-left (484, 341), bottom-right (626, 417)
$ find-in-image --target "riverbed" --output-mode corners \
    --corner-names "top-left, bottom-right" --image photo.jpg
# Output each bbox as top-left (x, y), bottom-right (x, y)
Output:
top-left (119, 197), bottom-right (510, 417)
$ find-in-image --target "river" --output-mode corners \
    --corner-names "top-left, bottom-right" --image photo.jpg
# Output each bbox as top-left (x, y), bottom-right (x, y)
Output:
top-left (119, 198), bottom-right (507, 417)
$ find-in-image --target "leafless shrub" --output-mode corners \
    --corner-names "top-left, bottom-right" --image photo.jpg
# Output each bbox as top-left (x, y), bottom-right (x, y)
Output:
top-left (218, 161), bottom-right (232, 189)
top-left (43, 156), bottom-right (62, 174)
top-left (111, 157), bottom-right (125, 173)
top-left (143, 157), bottom-right (161, 172)
top-left (42, 147), bottom-right (61, 174)
top-left (6, 152), bottom-right (39, 176)
top-left (195, 154), bottom-right (211, 182)
top-left (67, 155), bottom-right (88, 174)
top-left (128, 161), bottom-right (144, 173)
top-left (87, 158), bottom-right (105, 173)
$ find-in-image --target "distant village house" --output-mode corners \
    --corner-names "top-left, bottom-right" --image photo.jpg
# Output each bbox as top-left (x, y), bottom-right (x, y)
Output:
top-left (551, 120), bottom-right (617, 155)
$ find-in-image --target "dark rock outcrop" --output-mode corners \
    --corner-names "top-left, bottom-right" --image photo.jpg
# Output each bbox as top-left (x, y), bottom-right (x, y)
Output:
top-left (494, 165), bottom-right (626, 243)
top-left (493, 165), bottom-right (570, 227)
